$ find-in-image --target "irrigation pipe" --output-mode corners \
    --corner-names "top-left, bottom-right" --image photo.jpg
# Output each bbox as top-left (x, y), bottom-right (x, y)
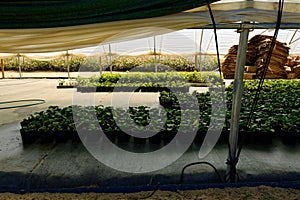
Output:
top-left (0, 99), bottom-right (45, 110)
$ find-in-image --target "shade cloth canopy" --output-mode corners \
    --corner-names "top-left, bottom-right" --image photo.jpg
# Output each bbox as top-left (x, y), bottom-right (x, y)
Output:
top-left (1, 0), bottom-right (300, 53)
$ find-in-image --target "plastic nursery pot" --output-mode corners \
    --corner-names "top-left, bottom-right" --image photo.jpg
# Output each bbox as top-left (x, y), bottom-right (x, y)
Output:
top-left (39, 131), bottom-right (55, 144)
top-left (149, 132), bottom-right (162, 145)
top-left (104, 131), bottom-right (117, 143)
top-left (82, 130), bottom-right (102, 146)
top-left (194, 131), bottom-right (206, 145)
top-left (20, 129), bottom-right (38, 145)
top-left (158, 97), bottom-right (173, 108)
top-left (217, 129), bottom-right (229, 144)
top-left (133, 136), bottom-right (147, 144)
top-left (116, 131), bottom-right (131, 143)
top-left (162, 131), bottom-right (177, 145)
top-left (70, 131), bottom-right (81, 143)
top-left (54, 131), bottom-right (69, 143)
top-left (244, 132), bottom-right (273, 145)
top-left (280, 131), bottom-right (298, 145)
top-left (260, 132), bottom-right (274, 145)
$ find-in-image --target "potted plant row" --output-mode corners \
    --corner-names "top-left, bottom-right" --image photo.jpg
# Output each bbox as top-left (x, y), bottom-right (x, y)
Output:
top-left (76, 72), bottom-right (214, 93)
top-left (20, 80), bottom-right (300, 146)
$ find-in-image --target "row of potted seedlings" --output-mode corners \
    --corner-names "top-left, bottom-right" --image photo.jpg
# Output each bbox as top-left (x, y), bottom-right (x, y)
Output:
top-left (20, 105), bottom-right (199, 145)
top-left (159, 80), bottom-right (300, 145)
top-left (76, 72), bottom-right (216, 93)
top-left (21, 80), bottom-right (299, 146)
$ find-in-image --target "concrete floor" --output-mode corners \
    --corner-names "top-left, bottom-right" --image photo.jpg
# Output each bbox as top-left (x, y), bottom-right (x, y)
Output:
top-left (0, 76), bottom-right (299, 190)
top-left (1, 122), bottom-right (300, 190)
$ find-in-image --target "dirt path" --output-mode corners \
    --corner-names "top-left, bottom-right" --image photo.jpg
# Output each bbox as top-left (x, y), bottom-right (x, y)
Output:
top-left (0, 185), bottom-right (299, 199)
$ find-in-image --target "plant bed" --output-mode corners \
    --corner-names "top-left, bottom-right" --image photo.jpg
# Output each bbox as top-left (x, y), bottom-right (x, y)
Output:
top-left (57, 85), bottom-right (76, 89)
top-left (77, 86), bottom-right (113, 93)
top-left (77, 87), bottom-right (97, 93)
top-left (20, 79), bottom-right (300, 147)
top-left (76, 72), bottom-right (215, 93)
top-left (77, 86), bottom-right (189, 93)
top-left (161, 87), bottom-right (189, 93)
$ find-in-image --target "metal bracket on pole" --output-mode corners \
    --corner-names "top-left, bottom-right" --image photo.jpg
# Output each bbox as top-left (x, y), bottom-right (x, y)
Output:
top-left (226, 26), bottom-right (250, 183)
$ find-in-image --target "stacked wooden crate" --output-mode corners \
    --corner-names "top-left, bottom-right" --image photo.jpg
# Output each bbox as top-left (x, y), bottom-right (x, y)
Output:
top-left (285, 55), bottom-right (300, 78)
top-left (252, 35), bottom-right (289, 79)
top-left (221, 35), bottom-right (290, 79)
top-left (221, 45), bottom-right (238, 79)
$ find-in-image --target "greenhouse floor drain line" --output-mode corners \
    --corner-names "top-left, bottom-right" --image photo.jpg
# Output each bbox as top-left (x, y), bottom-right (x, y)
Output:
top-left (0, 99), bottom-right (45, 110)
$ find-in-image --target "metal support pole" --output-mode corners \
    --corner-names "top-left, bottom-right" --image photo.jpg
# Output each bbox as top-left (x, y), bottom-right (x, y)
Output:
top-left (1, 59), bottom-right (4, 78)
top-left (17, 53), bottom-right (22, 79)
top-left (154, 36), bottom-right (157, 72)
top-left (66, 50), bottom-right (70, 79)
top-left (226, 28), bottom-right (249, 183)
top-left (194, 54), bottom-right (198, 71)
top-left (199, 29), bottom-right (204, 71)
top-left (109, 44), bottom-right (112, 73)
top-left (99, 56), bottom-right (102, 75)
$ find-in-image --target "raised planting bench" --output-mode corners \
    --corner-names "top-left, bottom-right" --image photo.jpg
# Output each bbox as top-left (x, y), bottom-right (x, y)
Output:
top-left (77, 86), bottom-right (189, 93)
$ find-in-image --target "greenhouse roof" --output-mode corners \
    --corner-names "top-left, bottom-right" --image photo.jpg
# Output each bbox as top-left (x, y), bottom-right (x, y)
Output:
top-left (0, 0), bottom-right (300, 54)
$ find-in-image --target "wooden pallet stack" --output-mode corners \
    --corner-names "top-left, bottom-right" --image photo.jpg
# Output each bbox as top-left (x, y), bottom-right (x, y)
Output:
top-left (221, 44), bottom-right (256, 79)
top-left (285, 55), bottom-right (300, 78)
top-left (221, 35), bottom-right (290, 79)
top-left (252, 35), bottom-right (289, 79)
top-left (221, 45), bottom-right (238, 79)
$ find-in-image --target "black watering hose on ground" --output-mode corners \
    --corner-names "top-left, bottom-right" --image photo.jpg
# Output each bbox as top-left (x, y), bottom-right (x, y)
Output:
top-left (0, 99), bottom-right (45, 110)
top-left (179, 162), bottom-right (224, 184)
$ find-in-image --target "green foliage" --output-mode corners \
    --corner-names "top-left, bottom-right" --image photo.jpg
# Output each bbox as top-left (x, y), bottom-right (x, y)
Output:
top-left (5, 55), bottom-right (218, 72)
top-left (111, 55), bottom-right (195, 72)
top-left (77, 72), bottom-right (219, 88)
top-left (161, 80), bottom-right (300, 134)
top-left (5, 56), bottom-right (84, 72)
top-left (20, 80), bottom-right (300, 144)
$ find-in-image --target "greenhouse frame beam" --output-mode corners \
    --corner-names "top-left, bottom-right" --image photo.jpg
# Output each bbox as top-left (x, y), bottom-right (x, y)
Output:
top-left (191, 23), bottom-right (300, 29)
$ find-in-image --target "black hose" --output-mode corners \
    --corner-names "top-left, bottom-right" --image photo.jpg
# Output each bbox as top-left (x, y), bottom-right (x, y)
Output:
top-left (0, 99), bottom-right (45, 110)
top-left (179, 162), bottom-right (223, 184)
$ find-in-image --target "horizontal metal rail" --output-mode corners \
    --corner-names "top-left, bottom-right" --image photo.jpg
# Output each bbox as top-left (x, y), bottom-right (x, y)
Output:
top-left (190, 23), bottom-right (300, 29)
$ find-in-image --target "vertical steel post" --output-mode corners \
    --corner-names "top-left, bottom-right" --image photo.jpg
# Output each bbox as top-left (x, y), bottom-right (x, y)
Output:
top-left (226, 27), bottom-right (249, 183)
top-left (154, 36), bottom-right (157, 72)
top-left (199, 29), bottom-right (204, 71)
top-left (1, 59), bottom-right (4, 79)
top-left (109, 44), bottom-right (112, 73)
top-left (99, 56), bottom-right (102, 75)
top-left (66, 50), bottom-right (70, 79)
top-left (17, 53), bottom-right (22, 79)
